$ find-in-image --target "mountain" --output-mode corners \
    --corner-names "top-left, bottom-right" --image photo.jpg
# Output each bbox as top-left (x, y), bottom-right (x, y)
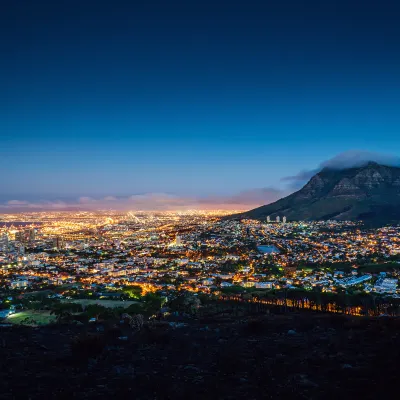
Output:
top-left (232, 162), bottom-right (400, 224)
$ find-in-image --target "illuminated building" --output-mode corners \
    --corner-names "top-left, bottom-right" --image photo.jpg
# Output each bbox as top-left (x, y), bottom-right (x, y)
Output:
top-left (53, 236), bottom-right (64, 249)
top-left (255, 282), bottom-right (274, 289)
top-left (15, 231), bottom-right (25, 243)
top-left (0, 233), bottom-right (9, 252)
top-left (10, 280), bottom-right (29, 289)
top-left (29, 229), bottom-right (36, 242)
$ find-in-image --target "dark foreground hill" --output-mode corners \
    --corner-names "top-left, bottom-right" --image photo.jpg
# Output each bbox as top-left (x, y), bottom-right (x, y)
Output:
top-left (232, 162), bottom-right (400, 224)
top-left (1, 309), bottom-right (400, 399)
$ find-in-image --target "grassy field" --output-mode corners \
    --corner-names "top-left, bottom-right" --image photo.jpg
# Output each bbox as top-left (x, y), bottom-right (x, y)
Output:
top-left (6, 311), bottom-right (56, 326)
top-left (62, 299), bottom-right (139, 308)
top-left (358, 263), bottom-right (400, 273)
top-left (21, 290), bottom-right (53, 298)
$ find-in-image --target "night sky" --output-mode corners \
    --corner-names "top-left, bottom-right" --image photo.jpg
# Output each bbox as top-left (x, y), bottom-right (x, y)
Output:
top-left (2, 0), bottom-right (400, 210)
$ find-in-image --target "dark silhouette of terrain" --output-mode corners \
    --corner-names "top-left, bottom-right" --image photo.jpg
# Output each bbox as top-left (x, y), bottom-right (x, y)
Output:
top-left (1, 306), bottom-right (400, 399)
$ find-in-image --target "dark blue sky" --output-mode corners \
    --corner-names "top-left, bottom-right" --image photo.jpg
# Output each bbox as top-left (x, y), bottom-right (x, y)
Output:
top-left (1, 0), bottom-right (400, 209)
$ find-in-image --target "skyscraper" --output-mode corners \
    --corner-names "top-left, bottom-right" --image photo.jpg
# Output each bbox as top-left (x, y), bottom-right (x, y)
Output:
top-left (0, 233), bottom-right (9, 252)
top-left (53, 236), bottom-right (64, 249)
top-left (15, 231), bottom-right (25, 243)
top-left (276, 216), bottom-right (280, 223)
top-left (283, 216), bottom-right (287, 223)
top-left (29, 229), bottom-right (36, 242)
top-left (267, 216), bottom-right (271, 223)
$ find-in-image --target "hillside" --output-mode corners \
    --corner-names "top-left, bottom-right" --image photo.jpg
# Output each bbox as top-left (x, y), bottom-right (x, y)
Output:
top-left (1, 310), bottom-right (400, 399)
top-left (233, 162), bottom-right (400, 224)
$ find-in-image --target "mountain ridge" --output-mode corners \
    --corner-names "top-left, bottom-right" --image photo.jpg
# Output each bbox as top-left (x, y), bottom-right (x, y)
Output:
top-left (230, 162), bottom-right (400, 224)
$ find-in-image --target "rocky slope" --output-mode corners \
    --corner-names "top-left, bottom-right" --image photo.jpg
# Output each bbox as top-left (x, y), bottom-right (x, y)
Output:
top-left (233, 162), bottom-right (400, 223)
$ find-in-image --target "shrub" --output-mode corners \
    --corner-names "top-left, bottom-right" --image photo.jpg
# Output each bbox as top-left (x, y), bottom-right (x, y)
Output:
top-left (143, 324), bottom-right (171, 345)
top-left (244, 318), bottom-right (265, 335)
top-left (71, 333), bottom-right (105, 359)
top-left (106, 326), bottom-right (123, 340)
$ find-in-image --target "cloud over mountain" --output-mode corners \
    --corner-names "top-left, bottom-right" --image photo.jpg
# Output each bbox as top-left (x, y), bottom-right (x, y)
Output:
top-left (282, 150), bottom-right (400, 188)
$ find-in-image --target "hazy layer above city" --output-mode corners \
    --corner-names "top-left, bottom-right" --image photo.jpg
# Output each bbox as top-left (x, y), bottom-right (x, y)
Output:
top-left (1, 150), bottom-right (400, 213)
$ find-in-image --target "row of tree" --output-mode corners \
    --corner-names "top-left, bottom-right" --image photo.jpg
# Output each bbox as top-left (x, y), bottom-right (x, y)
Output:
top-left (218, 288), bottom-right (400, 317)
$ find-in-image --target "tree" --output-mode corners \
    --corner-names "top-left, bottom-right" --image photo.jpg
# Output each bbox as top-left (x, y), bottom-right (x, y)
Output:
top-left (51, 302), bottom-right (82, 323)
top-left (85, 304), bottom-right (108, 320)
top-left (125, 303), bottom-right (144, 314)
top-left (142, 293), bottom-right (166, 316)
top-left (168, 292), bottom-right (200, 315)
top-left (214, 277), bottom-right (223, 286)
top-left (182, 292), bottom-right (201, 315)
top-left (122, 286), bottom-right (143, 300)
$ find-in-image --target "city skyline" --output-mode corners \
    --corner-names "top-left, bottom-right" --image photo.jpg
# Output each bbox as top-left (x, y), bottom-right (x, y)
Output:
top-left (2, 1), bottom-right (400, 210)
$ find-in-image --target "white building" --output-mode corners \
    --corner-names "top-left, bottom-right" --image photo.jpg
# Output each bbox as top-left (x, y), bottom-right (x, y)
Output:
top-left (374, 278), bottom-right (398, 294)
top-left (266, 216), bottom-right (271, 223)
top-left (282, 216), bottom-right (287, 223)
top-left (0, 233), bottom-right (9, 252)
top-left (276, 216), bottom-right (280, 223)
top-left (202, 278), bottom-right (214, 286)
top-left (10, 280), bottom-right (29, 289)
top-left (255, 282), bottom-right (274, 289)
top-left (169, 235), bottom-right (183, 248)
top-left (337, 274), bottom-right (372, 287)
top-left (241, 281), bottom-right (255, 288)
top-left (225, 254), bottom-right (240, 261)
top-left (215, 273), bottom-right (235, 280)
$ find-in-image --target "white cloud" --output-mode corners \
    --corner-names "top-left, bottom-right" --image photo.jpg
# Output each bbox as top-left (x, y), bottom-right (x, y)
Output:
top-left (78, 197), bottom-right (96, 204)
top-left (0, 188), bottom-right (287, 212)
top-left (7, 200), bottom-right (29, 205)
top-left (103, 196), bottom-right (117, 201)
top-left (281, 150), bottom-right (400, 188)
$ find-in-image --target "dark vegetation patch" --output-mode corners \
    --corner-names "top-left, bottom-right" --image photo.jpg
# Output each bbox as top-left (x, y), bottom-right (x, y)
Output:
top-left (1, 306), bottom-right (400, 399)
